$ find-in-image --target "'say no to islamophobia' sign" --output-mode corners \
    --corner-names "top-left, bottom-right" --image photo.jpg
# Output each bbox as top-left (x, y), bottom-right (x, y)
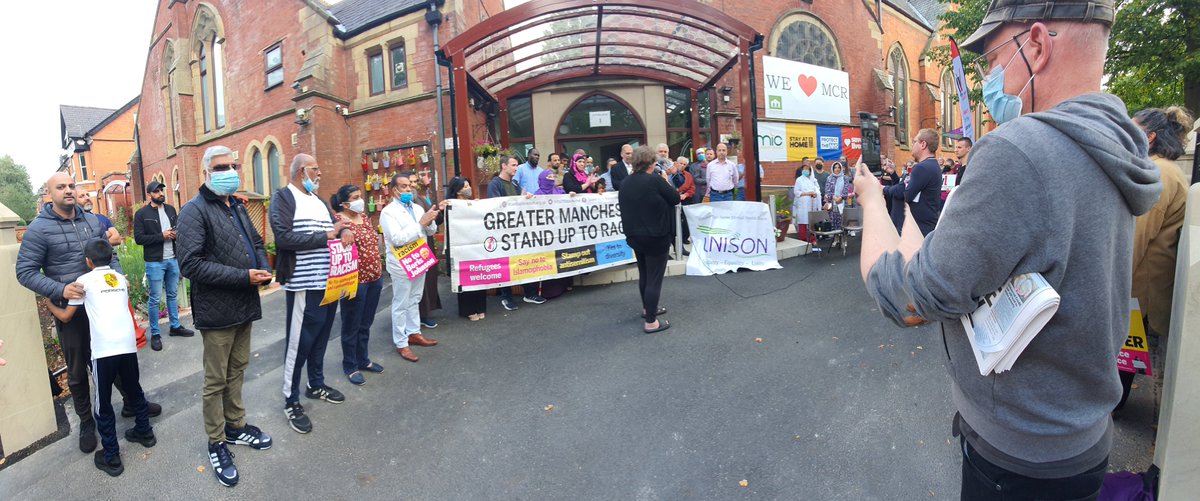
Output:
top-left (446, 193), bottom-right (635, 291)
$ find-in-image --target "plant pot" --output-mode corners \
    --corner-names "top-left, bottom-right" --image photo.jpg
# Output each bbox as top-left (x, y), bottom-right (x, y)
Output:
top-left (728, 138), bottom-right (741, 148)
top-left (775, 219), bottom-right (792, 242)
top-left (266, 253), bottom-right (276, 269)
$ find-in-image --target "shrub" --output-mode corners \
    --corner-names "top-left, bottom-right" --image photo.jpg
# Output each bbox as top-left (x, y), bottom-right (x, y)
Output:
top-left (118, 241), bottom-right (148, 310)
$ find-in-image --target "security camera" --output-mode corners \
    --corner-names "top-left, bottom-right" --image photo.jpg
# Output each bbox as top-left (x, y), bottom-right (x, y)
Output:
top-left (291, 81), bottom-right (301, 90)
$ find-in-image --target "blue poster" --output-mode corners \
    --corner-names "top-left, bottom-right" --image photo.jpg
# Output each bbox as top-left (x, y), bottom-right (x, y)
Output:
top-left (816, 125), bottom-right (843, 161)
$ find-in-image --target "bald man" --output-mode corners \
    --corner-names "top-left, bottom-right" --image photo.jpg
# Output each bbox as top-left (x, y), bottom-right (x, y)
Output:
top-left (17, 172), bottom-right (161, 454)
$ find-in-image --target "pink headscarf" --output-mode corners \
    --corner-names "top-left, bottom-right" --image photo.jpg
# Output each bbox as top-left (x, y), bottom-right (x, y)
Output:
top-left (571, 153), bottom-right (588, 183)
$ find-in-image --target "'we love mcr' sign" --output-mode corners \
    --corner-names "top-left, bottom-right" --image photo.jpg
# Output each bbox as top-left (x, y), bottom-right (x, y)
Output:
top-left (763, 55), bottom-right (851, 125)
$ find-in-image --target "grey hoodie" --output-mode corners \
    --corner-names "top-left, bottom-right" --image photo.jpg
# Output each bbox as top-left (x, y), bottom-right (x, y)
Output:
top-left (867, 93), bottom-right (1161, 477)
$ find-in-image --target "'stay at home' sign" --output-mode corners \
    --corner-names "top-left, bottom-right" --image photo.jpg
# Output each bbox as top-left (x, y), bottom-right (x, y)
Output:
top-left (763, 55), bottom-right (851, 124)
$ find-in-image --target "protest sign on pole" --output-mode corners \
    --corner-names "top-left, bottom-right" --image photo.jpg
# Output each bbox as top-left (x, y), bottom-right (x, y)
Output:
top-left (683, 201), bottom-right (782, 276)
top-left (446, 193), bottom-right (635, 291)
top-left (950, 38), bottom-right (976, 143)
top-left (321, 240), bottom-right (359, 306)
top-left (1118, 299), bottom-right (1153, 376)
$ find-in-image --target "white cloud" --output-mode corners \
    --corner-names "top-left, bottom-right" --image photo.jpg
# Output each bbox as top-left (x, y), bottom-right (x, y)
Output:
top-left (0, 0), bottom-right (157, 185)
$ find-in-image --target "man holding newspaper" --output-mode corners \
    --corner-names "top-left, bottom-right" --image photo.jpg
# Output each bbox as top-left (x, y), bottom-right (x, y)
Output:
top-left (852, 1), bottom-right (1162, 499)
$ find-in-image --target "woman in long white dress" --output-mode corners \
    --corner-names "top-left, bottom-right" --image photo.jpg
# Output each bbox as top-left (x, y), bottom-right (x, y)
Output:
top-left (792, 164), bottom-right (821, 243)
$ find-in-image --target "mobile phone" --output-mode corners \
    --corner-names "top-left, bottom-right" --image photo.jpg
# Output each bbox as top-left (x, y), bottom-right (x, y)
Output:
top-left (859, 111), bottom-right (882, 176)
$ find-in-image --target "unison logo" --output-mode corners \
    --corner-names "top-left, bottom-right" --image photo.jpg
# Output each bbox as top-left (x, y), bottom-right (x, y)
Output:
top-left (696, 226), bottom-right (770, 257)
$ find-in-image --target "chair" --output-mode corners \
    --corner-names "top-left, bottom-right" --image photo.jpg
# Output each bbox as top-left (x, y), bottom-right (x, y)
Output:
top-left (807, 211), bottom-right (843, 258)
top-left (840, 206), bottom-right (863, 256)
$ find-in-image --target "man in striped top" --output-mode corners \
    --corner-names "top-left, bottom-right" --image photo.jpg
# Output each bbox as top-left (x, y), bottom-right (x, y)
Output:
top-left (268, 153), bottom-right (354, 434)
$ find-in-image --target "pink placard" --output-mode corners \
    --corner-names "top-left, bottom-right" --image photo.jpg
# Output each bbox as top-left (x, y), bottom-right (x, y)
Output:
top-left (458, 258), bottom-right (510, 287)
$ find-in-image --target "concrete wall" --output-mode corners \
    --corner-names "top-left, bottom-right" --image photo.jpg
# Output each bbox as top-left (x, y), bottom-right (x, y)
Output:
top-left (0, 203), bottom-right (57, 457)
top-left (1154, 183), bottom-right (1200, 497)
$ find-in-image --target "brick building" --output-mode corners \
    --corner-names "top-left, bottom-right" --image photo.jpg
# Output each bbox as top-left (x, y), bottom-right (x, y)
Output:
top-left (134, 0), bottom-right (976, 237)
top-left (58, 98), bottom-right (140, 218)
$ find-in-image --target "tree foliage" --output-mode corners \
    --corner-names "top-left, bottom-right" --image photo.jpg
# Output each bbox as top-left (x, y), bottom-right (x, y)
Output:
top-left (928, 0), bottom-right (1198, 115)
top-left (0, 155), bottom-right (39, 225)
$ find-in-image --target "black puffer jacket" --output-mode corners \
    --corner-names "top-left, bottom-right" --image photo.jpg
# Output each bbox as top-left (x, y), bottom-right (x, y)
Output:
top-left (176, 184), bottom-right (270, 330)
top-left (16, 203), bottom-right (122, 305)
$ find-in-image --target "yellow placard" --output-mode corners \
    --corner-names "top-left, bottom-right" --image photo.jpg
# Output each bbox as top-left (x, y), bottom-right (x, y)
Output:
top-left (509, 251), bottom-right (557, 282)
top-left (786, 123), bottom-right (817, 161)
top-left (321, 271), bottom-right (359, 306)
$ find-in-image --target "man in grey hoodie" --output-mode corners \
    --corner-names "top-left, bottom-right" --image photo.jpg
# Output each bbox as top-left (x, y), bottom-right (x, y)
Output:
top-left (852, 1), bottom-right (1161, 499)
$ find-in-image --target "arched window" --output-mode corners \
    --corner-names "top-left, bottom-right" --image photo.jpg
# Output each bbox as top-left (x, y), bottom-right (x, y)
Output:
top-left (941, 70), bottom-right (955, 148)
top-left (770, 12), bottom-right (841, 69)
top-left (162, 42), bottom-right (178, 149)
top-left (251, 147), bottom-right (264, 194)
top-left (267, 143), bottom-right (283, 191)
top-left (193, 5), bottom-right (226, 133)
top-left (171, 167), bottom-right (181, 207)
top-left (888, 45), bottom-right (909, 144)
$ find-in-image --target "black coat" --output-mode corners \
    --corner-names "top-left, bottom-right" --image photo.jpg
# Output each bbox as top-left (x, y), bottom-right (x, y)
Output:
top-left (133, 203), bottom-right (178, 262)
top-left (176, 185), bottom-right (270, 330)
top-left (16, 203), bottom-right (122, 305)
top-left (618, 171), bottom-right (681, 239)
top-left (268, 186), bottom-right (336, 287)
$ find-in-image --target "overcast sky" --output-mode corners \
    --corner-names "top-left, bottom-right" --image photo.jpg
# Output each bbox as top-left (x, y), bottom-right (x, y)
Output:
top-left (0, 0), bottom-right (157, 185)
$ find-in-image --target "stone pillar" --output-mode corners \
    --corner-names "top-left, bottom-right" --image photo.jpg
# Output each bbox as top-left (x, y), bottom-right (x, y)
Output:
top-left (0, 203), bottom-right (57, 457)
top-left (1154, 183), bottom-right (1200, 497)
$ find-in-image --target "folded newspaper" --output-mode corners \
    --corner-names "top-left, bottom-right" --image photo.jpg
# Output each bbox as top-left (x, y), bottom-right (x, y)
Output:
top-left (960, 273), bottom-right (1060, 375)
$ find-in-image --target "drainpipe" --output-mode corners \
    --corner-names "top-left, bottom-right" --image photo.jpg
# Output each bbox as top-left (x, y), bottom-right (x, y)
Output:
top-left (427, 0), bottom-right (448, 188)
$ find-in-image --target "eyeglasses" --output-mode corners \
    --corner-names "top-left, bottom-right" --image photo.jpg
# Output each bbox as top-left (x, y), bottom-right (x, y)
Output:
top-left (970, 28), bottom-right (1055, 77)
top-left (211, 163), bottom-right (240, 172)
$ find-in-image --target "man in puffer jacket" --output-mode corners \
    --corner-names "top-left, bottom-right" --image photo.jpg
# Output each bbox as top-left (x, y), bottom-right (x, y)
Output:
top-left (16, 172), bottom-right (162, 455)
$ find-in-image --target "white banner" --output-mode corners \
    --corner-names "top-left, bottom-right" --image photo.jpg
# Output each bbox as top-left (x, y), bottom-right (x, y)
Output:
top-left (683, 201), bottom-right (783, 276)
top-left (762, 55), bottom-right (851, 124)
top-left (446, 193), bottom-right (634, 291)
top-left (757, 121), bottom-right (788, 162)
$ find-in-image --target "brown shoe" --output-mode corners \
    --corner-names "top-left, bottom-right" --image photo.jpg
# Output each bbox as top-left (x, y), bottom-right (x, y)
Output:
top-left (397, 347), bottom-right (419, 362)
top-left (408, 333), bottom-right (438, 347)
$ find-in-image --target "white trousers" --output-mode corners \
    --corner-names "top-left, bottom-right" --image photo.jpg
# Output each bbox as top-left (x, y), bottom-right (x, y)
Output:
top-left (390, 271), bottom-right (425, 348)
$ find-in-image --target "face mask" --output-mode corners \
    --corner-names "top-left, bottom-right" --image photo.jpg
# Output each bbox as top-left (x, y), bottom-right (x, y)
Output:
top-left (460, 188), bottom-right (473, 198)
top-left (303, 173), bottom-right (319, 194)
top-left (801, 171), bottom-right (811, 177)
top-left (348, 199), bottom-right (365, 213)
top-left (209, 170), bottom-right (240, 195)
top-left (982, 39), bottom-right (1035, 125)
top-left (698, 154), bottom-right (706, 161)
top-left (399, 192), bottom-right (414, 204)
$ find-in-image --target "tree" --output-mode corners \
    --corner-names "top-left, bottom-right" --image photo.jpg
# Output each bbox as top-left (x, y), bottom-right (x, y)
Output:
top-left (0, 155), bottom-right (38, 225)
top-left (928, 0), bottom-right (1198, 116)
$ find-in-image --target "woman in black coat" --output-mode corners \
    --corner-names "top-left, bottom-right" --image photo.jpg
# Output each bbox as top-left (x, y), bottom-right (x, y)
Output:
top-left (617, 145), bottom-right (680, 333)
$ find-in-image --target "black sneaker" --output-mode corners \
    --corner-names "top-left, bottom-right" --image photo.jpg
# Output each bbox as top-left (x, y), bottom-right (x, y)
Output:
top-left (169, 325), bottom-right (195, 337)
top-left (305, 385), bottom-right (345, 404)
top-left (124, 427), bottom-right (157, 448)
top-left (284, 402), bottom-right (312, 434)
top-left (523, 295), bottom-right (547, 304)
top-left (226, 423), bottom-right (272, 450)
top-left (94, 450), bottom-right (124, 477)
top-left (122, 401), bottom-right (163, 418)
top-left (207, 442), bottom-right (239, 487)
top-left (501, 298), bottom-right (519, 311)
top-left (420, 319), bottom-right (439, 329)
top-left (150, 335), bottom-right (163, 351)
top-left (79, 419), bottom-right (97, 453)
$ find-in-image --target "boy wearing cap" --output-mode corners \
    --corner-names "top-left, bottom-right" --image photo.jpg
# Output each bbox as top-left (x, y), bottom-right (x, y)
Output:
top-left (133, 181), bottom-right (194, 351)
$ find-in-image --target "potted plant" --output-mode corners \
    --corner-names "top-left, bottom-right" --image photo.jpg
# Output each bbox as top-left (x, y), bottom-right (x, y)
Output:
top-left (726, 131), bottom-right (741, 148)
top-left (773, 196), bottom-right (792, 242)
top-left (265, 241), bottom-right (277, 269)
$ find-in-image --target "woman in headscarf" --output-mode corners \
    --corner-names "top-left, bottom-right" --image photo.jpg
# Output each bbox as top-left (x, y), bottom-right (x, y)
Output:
top-left (561, 153), bottom-right (600, 194)
top-left (791, 163), bottom-right (821, 244)
top-left (823, 161), bottom-right (852, 248)
top-left (445, 176), bottom-right (487, 321)
top-left (532, 169), bottom-right (572, 298)
top-left (534, 169), bottom-right (565, 195)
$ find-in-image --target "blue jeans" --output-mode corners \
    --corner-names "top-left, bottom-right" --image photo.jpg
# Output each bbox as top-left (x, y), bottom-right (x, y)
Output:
top-left (339, 279), bottom-right (383, 374)
top-left (735, 187), bottom-right (746, 201)
top-left (710, 190), bottom-right (734, 202)
top-left (145, 258), bottom-right (181, 336)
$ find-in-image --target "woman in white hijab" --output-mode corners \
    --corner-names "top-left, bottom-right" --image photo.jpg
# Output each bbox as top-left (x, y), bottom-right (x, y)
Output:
top-left (792, 163), bottom-right (821, 243)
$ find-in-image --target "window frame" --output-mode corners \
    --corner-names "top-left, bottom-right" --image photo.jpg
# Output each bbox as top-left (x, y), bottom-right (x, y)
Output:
top-left (78, 154), bottom-right (88, 181)
top-left (212, 38), bottom-right (226, 129)
top-left (941, 70), bottom-right (956, 149)
top-left (888, 45), bottom-right (909, 145)
top-left (264, 42), bottom-right (284, 91)
top-left (367, 49), bottom-right (386, 96)
top-left (389, 41), bottom-right (408, 90)
top-left (199, 43), bottom-right (212, 132)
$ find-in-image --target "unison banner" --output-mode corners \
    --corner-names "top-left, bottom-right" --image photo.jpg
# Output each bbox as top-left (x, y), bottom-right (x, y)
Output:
top-left (447, 193), bottom-right (635, 291)
top-left (683, 202), bottom-right (782, 276)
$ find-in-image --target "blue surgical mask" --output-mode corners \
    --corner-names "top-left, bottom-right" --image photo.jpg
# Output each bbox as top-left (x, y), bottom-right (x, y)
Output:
top-left (209, 170), bottom-right (240, 195)
top-left (801, 171), bottom-right (811, 177)
top-left (982, 40), bottom-right (1034, 125)
top-left (698, 154), bottom-right (706, 161)
top-left (399, 192), bottom-right (414, 204)
top-left (302, 174), bottom-right (319, 194)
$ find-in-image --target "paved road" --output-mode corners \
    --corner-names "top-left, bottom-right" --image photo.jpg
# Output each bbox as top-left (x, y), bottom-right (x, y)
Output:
top-left (0, 251), bottom-right (1156, 500)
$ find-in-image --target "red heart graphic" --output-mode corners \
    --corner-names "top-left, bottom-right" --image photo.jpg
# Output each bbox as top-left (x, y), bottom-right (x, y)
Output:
top-left (797, 74), bottom-right (818, 97)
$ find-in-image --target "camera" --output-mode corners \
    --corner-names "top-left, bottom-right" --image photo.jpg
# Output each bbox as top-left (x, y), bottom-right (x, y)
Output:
top-left (859, 111), bottom-right (882, 176)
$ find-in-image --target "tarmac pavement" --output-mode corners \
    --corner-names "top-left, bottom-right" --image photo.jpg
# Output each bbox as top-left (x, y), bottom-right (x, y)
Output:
top-left (0, 249), bottom-right (1157, 500)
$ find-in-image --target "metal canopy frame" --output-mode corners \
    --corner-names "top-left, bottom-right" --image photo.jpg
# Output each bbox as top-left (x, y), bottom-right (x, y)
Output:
top-left (440, 0), bottom-right (764, 200)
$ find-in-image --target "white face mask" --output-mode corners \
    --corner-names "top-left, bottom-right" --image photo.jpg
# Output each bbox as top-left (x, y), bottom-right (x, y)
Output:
top-left (348, 199), bottom-right (365, 213)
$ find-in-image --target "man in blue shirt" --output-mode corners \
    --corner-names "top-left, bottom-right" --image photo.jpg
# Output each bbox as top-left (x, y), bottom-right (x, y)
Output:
top-left (513, 149), bottom-right (543, 195)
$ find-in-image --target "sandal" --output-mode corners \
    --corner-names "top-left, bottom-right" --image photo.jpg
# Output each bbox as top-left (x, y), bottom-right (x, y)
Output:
top-left (643, 319), bottom-right (671, 334)
top-left (641, 307), bottom-right (667, 320)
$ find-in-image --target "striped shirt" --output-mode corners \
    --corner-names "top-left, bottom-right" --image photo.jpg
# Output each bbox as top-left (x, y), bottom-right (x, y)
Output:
top-left (283, 184), bottom-right (334, 291)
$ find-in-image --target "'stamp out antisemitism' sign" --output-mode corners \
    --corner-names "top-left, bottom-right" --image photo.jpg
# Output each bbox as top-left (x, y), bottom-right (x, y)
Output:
top-left (446, 193), bottom-right (634, 292)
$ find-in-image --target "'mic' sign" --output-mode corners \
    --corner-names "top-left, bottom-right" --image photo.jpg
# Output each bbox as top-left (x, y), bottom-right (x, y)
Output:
top-left (762, 55), bottom-right (851, 125)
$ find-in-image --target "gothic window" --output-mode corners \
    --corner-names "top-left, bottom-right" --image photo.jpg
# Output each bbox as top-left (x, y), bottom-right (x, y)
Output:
top-left (771, 14), bottom-right (841, 69)
top-left (193, 5), bottom-right (227, 132)
top-left (888, 45), bottom-right (909, 144)
top-left (941, 70), bottom-right (955, 147)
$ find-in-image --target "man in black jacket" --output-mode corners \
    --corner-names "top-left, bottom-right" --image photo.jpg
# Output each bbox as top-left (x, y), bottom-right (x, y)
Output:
top-left (611, 143), bottom-right (632, 191)
top-left (134, 181), bottom-right (194, 351)
top-left (176, 145), bottom-right (275, 487)
top-left (16, 172), bottom-right (161, 454)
